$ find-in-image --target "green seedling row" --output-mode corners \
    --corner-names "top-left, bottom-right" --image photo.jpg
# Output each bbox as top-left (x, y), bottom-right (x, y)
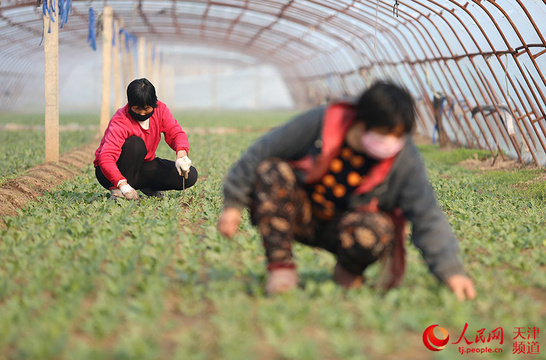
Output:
top-left (0, 111), bottom-right (545, 360)
top-left (0, 131), bottom-right (96, 184)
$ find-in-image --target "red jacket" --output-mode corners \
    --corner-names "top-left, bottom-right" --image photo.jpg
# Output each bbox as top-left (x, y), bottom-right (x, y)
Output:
top-left (94, 101), bottom-right (189, 186)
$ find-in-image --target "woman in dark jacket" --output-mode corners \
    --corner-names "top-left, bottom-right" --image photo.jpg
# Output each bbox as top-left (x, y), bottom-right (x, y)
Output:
top-left (217, 81), bottom-right (476, 300)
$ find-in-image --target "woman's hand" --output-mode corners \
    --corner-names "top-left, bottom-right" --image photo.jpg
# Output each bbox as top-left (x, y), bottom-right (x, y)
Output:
top-left (446, 274), bottom-right (477, 301)
top-left (217, 207), bottom-right (242, 238)
top-left (176, 150), bottom-right (192, 179)
top-left (119, 182), bottom-right (140, 200)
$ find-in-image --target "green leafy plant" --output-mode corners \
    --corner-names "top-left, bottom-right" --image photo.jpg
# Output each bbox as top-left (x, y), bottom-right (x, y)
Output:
top-left (0, 111), bottom-right (544, 359)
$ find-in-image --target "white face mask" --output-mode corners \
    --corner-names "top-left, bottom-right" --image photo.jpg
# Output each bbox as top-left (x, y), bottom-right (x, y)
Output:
top-left (360, 131), bottom-right (406, 159)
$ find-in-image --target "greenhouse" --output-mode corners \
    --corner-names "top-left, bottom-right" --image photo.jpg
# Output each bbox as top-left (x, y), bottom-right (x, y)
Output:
top-left (0, 1), bottom-right (545, 359)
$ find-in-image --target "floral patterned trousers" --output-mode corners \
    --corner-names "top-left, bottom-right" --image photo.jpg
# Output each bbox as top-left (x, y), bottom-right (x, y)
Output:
top-left (252, 158), bottom-right (396, 275)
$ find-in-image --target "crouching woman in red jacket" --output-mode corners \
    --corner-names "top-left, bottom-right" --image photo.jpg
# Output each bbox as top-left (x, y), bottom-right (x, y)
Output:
top-left (94, 78), bottom-right (198, 200)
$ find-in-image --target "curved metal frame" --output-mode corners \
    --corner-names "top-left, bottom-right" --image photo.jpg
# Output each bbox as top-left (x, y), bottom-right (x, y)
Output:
top-left (1, 0), bottom-right (545, 165)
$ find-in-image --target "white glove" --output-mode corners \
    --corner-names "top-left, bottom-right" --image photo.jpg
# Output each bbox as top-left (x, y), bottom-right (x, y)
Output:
top-left (120, 183), bottom-right (140, 200)
top-left (175, 156), bottom-right (192, 179)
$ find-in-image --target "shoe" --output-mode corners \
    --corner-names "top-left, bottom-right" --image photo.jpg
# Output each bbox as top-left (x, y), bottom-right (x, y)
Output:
top-left (333, 261), bottom-right (364, 289)
top-left (140, 188), bottom-right (164, 199)
top-left (110, 188), bottom-right (123, 201)
top-left (266, 268), bottom-right (299, 295)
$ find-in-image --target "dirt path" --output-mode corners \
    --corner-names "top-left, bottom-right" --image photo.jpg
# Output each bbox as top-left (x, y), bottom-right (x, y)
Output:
top-left (0, 126), bottom-right (258, 228)
top-left (0, 126), bottom-right (257, 227)
top-left (0, 140), bottom-right (99, 227)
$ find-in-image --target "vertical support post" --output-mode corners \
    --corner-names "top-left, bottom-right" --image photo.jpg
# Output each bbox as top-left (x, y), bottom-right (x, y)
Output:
top-left (161, 63), bottom-right (174, 106)
top-left (138, 37), bottom-right (146, 78)
top-left (44, 0), bottom-right (59, 163)
top-left (119, 18), bottom-right (130, 90)
top-left (113, 19), bottom-right (123, 109)
top-left (128, 44), bottom-right (136, 81)
top-left (119, 18), bottom-right (131, 88)
top-left (161, 63), bottom-right (167, 105)
top-left (152, 47), bottom-right (161, 90)
top-left (99, 6), bottom-right (113, 134)
top-left (147, 42), bottom-right (153, 81)
top-left (167, 64), bottom-right (175, 107)
top-left (171, 65), bottom-right (176, 107)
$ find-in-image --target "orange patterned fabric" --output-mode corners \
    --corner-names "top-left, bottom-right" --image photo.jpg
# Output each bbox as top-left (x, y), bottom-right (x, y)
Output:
top-left (307, 144), bottom-right (377, 220)
top-left (252, 158), bottom-right (395, 276)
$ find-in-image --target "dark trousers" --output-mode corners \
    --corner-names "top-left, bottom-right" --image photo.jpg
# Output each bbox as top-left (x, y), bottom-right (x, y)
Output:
top-left (252, 158), bottom-right (395, 274)
top-left (95, 136), bottom-right (198, 191)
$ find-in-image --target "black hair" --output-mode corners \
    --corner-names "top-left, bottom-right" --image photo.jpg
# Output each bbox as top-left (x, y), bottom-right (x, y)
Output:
top-left (355, 81), bottom-right (415, 133)
top-left (127, 78), bottom-right (158, 108)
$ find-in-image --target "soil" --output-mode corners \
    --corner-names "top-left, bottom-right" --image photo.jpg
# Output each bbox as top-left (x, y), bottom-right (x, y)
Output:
top-left (458, 154), bottom-right (531, 171)
top-left (0, 140), bottom-right (99, 227)
top-left (413, 133), bottom-right (537, 172)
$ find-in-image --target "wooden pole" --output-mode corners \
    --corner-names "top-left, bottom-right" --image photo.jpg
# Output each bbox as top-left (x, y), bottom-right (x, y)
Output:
top-left (119, 18), bottom-right (130, 93)
top-left (128, 43), bottom-right (135, 81)
top-left (99, 6), bottom-right (113, 134)
top-left (138, 37), bottom-right (146, 78)
top-left (152, 47), bottom-right (161, 89)
top-left (44, 0), bottom-right (59, 163)
top-left (164, 64), bottom-right (175, 107)
top-left (113, 19), bottom-right (123, 109)
top-left (169, 65), bottom-right (176, 107)
top-left (161, 63), bottom-right (166, 104)
top-left (147, 42), bottom-right (153, 81)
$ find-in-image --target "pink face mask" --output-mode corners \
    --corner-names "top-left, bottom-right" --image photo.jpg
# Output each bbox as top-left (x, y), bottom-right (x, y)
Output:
top-left (361, 131), bottom-right (406, 160)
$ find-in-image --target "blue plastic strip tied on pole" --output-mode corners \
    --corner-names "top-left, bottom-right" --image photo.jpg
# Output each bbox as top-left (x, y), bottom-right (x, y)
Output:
top-left (58, 0), bottom-right (72, 28)
top-left (88, 7), bottom-right (96, 51)
top-left (120, 29), bottom-right (137, 52)
top-left (42, 0), bottom-right (72, 32)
